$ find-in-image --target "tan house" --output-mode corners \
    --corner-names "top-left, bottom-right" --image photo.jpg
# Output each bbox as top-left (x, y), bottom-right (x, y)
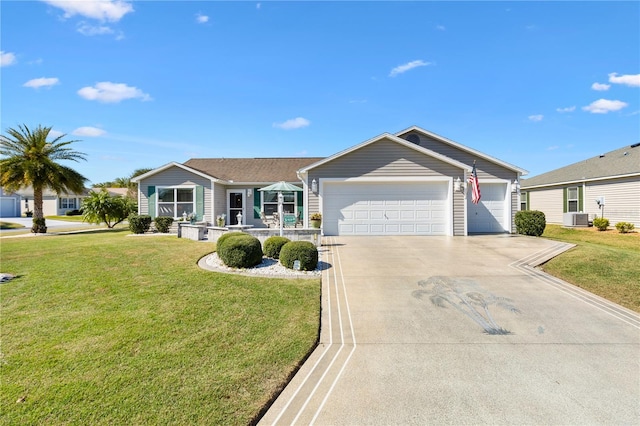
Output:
top-left (521, 143), bottom-right (640, 227)
top-left (132, 126), bottom-right (527, 236)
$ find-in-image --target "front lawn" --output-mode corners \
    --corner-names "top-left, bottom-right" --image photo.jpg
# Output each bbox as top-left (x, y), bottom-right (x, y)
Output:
top-left (0, 230), bottom-right (320, 425)
top-left (542, 224), bottom-right (640, 312)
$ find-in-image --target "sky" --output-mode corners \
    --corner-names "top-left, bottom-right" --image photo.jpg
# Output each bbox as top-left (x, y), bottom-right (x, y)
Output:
top-left (1, 0), bottom-right (639, 185)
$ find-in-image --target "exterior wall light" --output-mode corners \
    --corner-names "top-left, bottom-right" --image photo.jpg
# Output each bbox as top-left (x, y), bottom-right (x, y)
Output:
top-left (454, 177), bottom-right (464, 194)
top-left (512, 179), bottom-right (520, 193)
top-left (311, 178), bottom-right (318, 193)
top-left (247, 188), bottom-right (252, 197)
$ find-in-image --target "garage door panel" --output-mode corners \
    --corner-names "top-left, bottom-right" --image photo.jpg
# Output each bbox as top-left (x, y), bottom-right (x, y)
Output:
top-left (323, 182), bottom-right (450, 236)
top-left (468, 183), bottom-right (507, 233)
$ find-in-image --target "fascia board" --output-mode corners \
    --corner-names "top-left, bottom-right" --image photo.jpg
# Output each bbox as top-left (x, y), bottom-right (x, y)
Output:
top-left (521, 172), bottom-right (640, 190)
top-left (131, 162), bottom-right (225, 183)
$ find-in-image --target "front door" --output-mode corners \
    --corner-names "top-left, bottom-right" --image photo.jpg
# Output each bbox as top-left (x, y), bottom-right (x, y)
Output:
top-left (228, 191), bottom-right (245, 225)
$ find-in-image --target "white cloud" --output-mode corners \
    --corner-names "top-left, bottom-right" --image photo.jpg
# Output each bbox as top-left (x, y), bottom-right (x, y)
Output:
top-left (608, 72), bottom-right (640, 87)
top-left (23, 77), bottom-right (60, 88)
top-left (273, 117), bottom-right (310, 130)
top-left (42, 0), bottom-right (134, 22)
top-left (196, 13), bottom-right (209, 24)
top-left (77, 22), bottom-right (114, 36)
top-left (591, 82), bottom-right (610, 91)
top-left (556, 106), bottom-right (576, 113)
top-left (72, 126), bottom-right (107, 137)
top-left (77, 81), bottom-right (152, 103)
top-left (436, 25), bottom-right (446, 31)
top-left (47, 130), bottom-right (64, 139)
top-left (1, 51), bottom-right (17, 67)
top-left (528, 114), bottom-right (544, 122)
top-left (582, 99), bottom-right (628, 114)
top-left (389, 60), bottom-right (430, 77)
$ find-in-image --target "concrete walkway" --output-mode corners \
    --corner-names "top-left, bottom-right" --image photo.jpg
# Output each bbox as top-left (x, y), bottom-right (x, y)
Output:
top-left (259, 235), bottom-right (640, 425)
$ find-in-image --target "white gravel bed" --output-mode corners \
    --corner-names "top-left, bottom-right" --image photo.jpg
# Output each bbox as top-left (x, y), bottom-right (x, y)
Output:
top-left (204, 252), bottom-right (322, 277)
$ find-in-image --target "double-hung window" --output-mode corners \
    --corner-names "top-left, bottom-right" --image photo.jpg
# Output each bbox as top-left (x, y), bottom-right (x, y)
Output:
top-left (59, 198), bottom-right (77, 209)
top-left (520, 192), bottom-right (528, 211)
top-left (262, 191), bottom-right (296, 216)
top-left (567, 187), bottom-right (579, 212)
top-left (157, 187), bottom-right (194, 218)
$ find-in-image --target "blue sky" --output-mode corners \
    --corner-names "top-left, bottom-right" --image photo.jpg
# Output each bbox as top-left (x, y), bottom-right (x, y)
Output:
top-left (1, 0), bottom-right (639, 185)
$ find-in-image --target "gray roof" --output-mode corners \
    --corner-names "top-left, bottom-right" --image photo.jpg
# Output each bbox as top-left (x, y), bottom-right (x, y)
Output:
top-left (183, 157), bottom-right (324, 183)
top-left (521, 143), bottom-right (640, 188)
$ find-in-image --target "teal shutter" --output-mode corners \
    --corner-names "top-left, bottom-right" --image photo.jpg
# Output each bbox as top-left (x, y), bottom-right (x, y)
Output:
top-left (196, 185), bottom-right (204, 220)
top-left (578, 186), bottom-right (584, 212)
top-left (562, 188), bottom-right (567, 213)
top-left (296, 191), bottom-right (303, 220)
top-left (253, 188), bottom-right (261, 218)
top-left (148, 186), bottom-right (156, 217)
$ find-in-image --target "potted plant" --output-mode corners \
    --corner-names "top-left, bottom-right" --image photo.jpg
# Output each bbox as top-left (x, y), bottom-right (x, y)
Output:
top-left (310, 212), bottom-right (322, 228)
top-left (216, 214), bottom-right (226, 227)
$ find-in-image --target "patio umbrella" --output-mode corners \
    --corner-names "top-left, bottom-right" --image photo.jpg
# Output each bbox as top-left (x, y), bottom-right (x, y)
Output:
top-left (258, 181), bottom-right (303, 236)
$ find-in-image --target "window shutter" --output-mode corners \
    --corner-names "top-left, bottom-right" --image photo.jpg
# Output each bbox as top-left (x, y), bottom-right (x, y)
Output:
top-left (526, 192), bottom-right (530, 211)
top-left (196, 185), bottom-right (204, 220)
top-left (296, 190), bottom-right (303, 219)
top-left (578, 186), bottom-right (584, 212)
top-left (148, 186), bottom-right (156, 217)
top-left (562, 188), bottom-right (567, 213)
top-left (253, 188), bottom-right (261, 218)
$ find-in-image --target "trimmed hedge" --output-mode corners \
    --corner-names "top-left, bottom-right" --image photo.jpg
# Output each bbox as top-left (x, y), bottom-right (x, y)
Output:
top-left (128, 214), bottom-right (152, 234)
top-left (263, 236), bottom-right (291, 259)
top-left (279, 241), bottom-right (318, 271)
top-left (215, 232), bottom-right (246, 251)
top-left (154, 216), bottom-right (174, 233)
top-left (217, 234), bottom-right (263, 268)
top-left (615, 222), bottom-right (635, 234)
top-left (514, 210), bottom-right (546, 236)
top-left (593, 217), bottom-right (609, 231)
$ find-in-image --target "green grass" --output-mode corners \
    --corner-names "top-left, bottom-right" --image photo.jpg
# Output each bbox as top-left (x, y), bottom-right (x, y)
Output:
top-left (0, 230), bottom-right (320, 425)
top-left (0, 221), bottom-right (24, 230)
top-left (45, 215), bottom-right (87, 222)
top-left (542, 224), bottom-right (640, 312)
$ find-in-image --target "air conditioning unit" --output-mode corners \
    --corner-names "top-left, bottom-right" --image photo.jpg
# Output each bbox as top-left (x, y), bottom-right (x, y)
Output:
top-left (563, 212), bottom-right (589, 227)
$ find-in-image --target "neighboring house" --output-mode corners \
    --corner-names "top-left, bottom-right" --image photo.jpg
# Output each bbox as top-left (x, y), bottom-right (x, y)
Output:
top-left (521, 144), bottom-right (640, 227)
top-left (0, 187), bottom-right (22, 217)
top-left (14, 187), bottom-right (91, 217)
top-left (132, 126), bottom-right (526, 236)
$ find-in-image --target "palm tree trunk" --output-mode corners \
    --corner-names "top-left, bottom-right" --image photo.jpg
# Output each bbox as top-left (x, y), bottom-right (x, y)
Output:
top-left (32, 186), bottom-right (47, 233)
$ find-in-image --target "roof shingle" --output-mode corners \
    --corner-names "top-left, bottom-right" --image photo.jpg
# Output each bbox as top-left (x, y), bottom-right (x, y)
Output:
top-left (183, 157), bottom-right (324, 183)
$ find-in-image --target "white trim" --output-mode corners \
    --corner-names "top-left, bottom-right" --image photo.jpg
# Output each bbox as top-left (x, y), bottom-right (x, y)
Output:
top-left (522, 172), bottom-right (640, 190)
top-left (226, 189), bottom-right (246, 225)
top-left (396, 126), bottom-right (529, 175)
top-left (156, 185), bottom-right (197, 219)
top-left (132, 162), bottom-right (226, 183)
top-left (299, 133), bottom-right (470, 174)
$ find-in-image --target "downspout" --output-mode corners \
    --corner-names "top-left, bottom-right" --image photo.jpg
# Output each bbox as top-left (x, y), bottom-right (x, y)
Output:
top-left (296, 170), bottom-right (308, 228)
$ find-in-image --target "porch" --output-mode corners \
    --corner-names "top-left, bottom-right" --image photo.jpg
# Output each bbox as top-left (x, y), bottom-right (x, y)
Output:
top-left (178, 223), bottom-right (322, 247)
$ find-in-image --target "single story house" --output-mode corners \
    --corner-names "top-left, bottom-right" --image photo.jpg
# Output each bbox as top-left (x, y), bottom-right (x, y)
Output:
top-left (521, 143), bottom-right (640, 228)
top-left (12, 187), bottom-right (91, 217)
top-left (132, 126), bottom-right (527, 236)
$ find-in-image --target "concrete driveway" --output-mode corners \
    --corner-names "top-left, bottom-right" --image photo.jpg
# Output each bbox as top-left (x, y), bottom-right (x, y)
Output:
top-left (0, 216), bottom-right (102, 234)
top-left (259, 235), bottom-right (640, 425)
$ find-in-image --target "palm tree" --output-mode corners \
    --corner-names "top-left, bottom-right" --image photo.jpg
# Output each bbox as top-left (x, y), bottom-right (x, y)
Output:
top-left (0, 124), bottom-right (87, 233)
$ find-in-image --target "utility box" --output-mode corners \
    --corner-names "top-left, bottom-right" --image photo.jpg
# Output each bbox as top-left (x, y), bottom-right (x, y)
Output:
top-left (563, 212), bottom-right (589, 227)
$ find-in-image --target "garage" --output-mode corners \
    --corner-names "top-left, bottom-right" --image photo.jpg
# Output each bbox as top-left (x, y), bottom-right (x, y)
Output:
top-left (467, 182), bottom-right (508, 233)
top-left (0, 197), bottom-right (18, 218)
top-left (322, 181), bottom-right (450, 236)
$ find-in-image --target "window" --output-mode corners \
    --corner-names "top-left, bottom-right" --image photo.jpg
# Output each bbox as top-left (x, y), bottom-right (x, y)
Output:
top-left (520, 192), bottom-right (527, 211)
top-left (59, 198), bottom-right (77, 209)
top-left (567, 187), bottom-right (579, 212)
top-left (262, 191), bottom-right (295, 216)
top-left (157, 187), bottom-right (194, 218)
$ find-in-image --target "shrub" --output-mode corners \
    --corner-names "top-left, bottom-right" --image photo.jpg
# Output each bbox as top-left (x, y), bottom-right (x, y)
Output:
top-left (217, 234), bottom-right (263, 268)
top-left (615, 222), bottom-right (635, 234)
top-left (593, 217), bottom-right (609, 231)
top-left (154, 216), bottom-right (174, 233)
top-left (65, 209), bottom-right (82, 216)
top-left (215, 232), bottom-right (246, 251)
top-left (264, 236), bottom-right (291, 259)
top-left (279, 241), bottom-right (318, 271)
top-left (31, 218), bottom-right (47, 234)
top-left (128, 214), bottom-right (152, 234)
top-left (514, 210), bottom-right (546, 236)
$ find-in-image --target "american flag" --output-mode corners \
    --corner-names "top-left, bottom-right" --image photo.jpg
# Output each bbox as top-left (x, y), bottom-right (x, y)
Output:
top-left (468, 162), bottom-right (481, 204)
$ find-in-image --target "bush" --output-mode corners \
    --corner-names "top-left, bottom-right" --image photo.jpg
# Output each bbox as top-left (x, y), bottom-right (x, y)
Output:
top-left (65, 209), bottom-right (82, 216)
top-left (263, 236), bottom-right (291, 259)
top-left (514, 210), bottom-right (546, 236)
top-left (217, 234), bottom-right (263, 268)
top-left (154, 216), bottom-right (174, 233)
top-left (615, 222), bottom-right (635, 234)
top-left (215, 232), bottom-right (246, 251)
top-left (31, 217), bottom-right (47, 234)
top-left (279, 241), bottom-right (318, 271)
top-left (593, 217), bottom-right (609, 231)
top-left (128, 214), bottom-right (152, 234)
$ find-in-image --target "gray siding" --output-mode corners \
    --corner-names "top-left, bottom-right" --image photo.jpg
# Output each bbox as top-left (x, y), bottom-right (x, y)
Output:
top-left (212, 182), bottom-right (227, 224)
top-left (138, 166), bottom-right (213, 221)
top-left (585, 177), bottom-right (640, 227)
top-left (406, 133), bottom-right (518, 180)
top-left (529, 187), bottom-right (564, 224)
top-left (453, 191), bottom-right (465, 236)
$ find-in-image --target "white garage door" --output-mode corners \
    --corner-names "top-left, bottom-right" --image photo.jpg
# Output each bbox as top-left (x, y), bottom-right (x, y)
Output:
top-left (323, 182), bottom-right (450, 236)
top-left (468, 183), bottom-right (507, 233)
